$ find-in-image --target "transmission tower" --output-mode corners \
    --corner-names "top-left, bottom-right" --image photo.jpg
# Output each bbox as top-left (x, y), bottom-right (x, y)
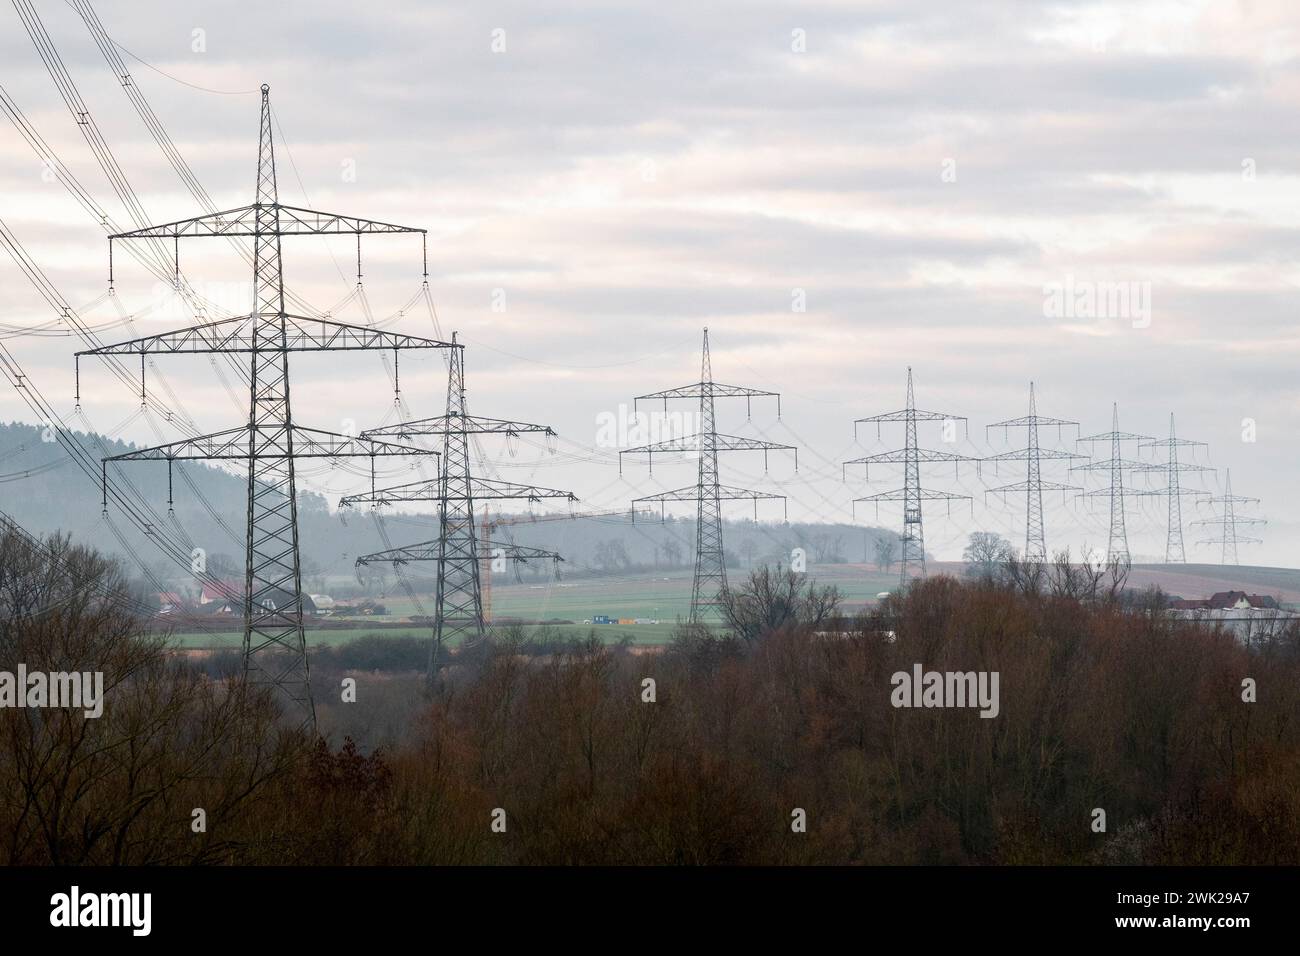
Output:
top-left (983, 382), bottom-right (1083, 562)
top-left (846, 368), bottom-right (973, 587)
top-left (1191, 469), bottom-right (1264, 565)
top-left (621, 328), bottom-right (794, 623)
top-left (76, 86), bottom-right (454, 727)
top-left (343, 333), bottom-right (574, 664)
top-left (1134, 413), bottom-right (1213, 563)
top-left (1072, 404), bottom-right (1151, 565)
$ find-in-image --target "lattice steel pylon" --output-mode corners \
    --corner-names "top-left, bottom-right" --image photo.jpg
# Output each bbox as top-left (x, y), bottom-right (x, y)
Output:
top-left (76, 86), bottom-right (454, 727)
top-left (344, 333), bottom-right (573, 667)
top-left (1072, 404), bottom-right (1151, 565)
top-left (621, 328), bottom-right (794, 623)
top-left (1191, 469), bottom-right (1265, 565)
top-left (846, 368), bottom-right (973, 588)
top-left (1134, 413), bottom-right (1213, 563)
top-left (983, 382), bottom-right (1083, 562)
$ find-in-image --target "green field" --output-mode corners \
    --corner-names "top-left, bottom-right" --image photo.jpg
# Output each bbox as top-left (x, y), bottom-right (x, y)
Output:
top-left (389, 564), bottom-right (900, 621)
top-left (165, 625), bottom-right (436, 649)
top-left (165, 621), bottom-right (676, 649)
top-left (164, 564), bottom-right (898, 649)
top-left (161, 560), bottom-right (1300, 650)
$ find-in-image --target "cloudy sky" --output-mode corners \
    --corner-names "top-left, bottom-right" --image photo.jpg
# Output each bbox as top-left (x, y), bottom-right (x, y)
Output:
top-left (0, 0), bottom-right (1296, 565)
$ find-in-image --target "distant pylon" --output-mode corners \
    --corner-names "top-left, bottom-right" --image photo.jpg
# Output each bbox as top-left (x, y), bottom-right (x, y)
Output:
top-left (984, 382), bottom-right (1083, 562)
top-left (846, 368), bottom-right (973, 588)
top-left (1073, 404), bottom-right (1151, 564)
top-left (1135, 414), bottom-right (1212, 563)
top-left (346, 333), bottom-right (573, 671)
top-left (1191, 469), bottom-right (1265, 565)
top-left (622, 328), bottom-right (794, 623)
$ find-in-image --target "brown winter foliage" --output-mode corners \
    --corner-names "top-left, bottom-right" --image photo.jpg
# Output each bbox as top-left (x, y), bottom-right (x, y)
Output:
top-left (1, 524), bottom-right (1297, 865)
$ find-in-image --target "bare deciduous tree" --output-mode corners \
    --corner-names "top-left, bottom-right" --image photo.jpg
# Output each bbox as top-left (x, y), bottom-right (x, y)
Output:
top-left (720, 565), bottom-right (841, 645)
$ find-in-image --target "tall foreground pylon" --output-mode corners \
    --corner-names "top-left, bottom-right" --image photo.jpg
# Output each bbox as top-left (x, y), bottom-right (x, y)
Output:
top-left (622, 329), bottom-right (794, 623)
top-left (984, 383), bottom-right (1082, 562)
top-left (346, 333), bottom-right (572, 671)
top-left (78, 86), bottom-right (452, 726)
top-left (847, 368), bottom-right (972, 587)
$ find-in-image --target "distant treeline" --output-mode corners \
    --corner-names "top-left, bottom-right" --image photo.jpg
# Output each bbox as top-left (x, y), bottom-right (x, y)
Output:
top-left (0, 421), bottom-right (898, 597)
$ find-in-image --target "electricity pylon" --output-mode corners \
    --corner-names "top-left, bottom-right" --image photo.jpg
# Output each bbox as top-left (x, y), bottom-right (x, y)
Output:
top-left (77, 86), bottom-right (452, 727)
top-left (343, 333), bottom-right (574, 664)
top-left (1072, 404), bottom-right (1151, 565)
top-left (621, 328), bottom-right (794, 623)
top-left (1135, 413), bottom-right (1212, 563)
top-left (983, 382), bottom-right (1084, 562)
top-left (1191, 469), bottom-right (1264, 565)
top-left (846, 367), bottom-right (973, 588)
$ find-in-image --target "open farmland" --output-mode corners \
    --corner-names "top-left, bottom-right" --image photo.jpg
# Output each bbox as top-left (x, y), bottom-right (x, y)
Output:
top-left (162, 561), bottom-right (1300, 650)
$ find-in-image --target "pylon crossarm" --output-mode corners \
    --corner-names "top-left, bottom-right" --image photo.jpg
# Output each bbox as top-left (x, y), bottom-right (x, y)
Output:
top-left (1190, 516), bottom-right (1266, 528)
top-left (465, 477), bottom-right (576, 503)
top-left (621, 433), bottom-right (797, 474)
top-left (1130, 459), bottom-right (1215, 474)
top-left (633, 483), bottom-right (785, 522)
top-left (633, 381), bottom-right (778, 403)
top-left (104, 425), bottom-right (433, 461)
top-left (622, 433), bottom-right (793, 454)
top-left (1140, 438), bottom-right (1208, 450)
top-left (634, 483), bottom-right (785, 504)
top-left (853, 488), bottom-right (971, 503)
top-left (631, 486), bottom-right (700, 504)
top-left (341, 475), bottom-right (576, 508)
top-left (363, 414), bottom-right (554, 439)
top-left (983, 447), bottom-right (1086, 463)
top-left (77, 313), bottom-right (454, 356)
top-left (1076, 486), bottom-right (1163, 499)
top-left (1077, 430), bottom-right (1150, 443)
top-left (853, 487), bottom-right (971, 521)
top-left (986, 479), bottom-right (1080, 495)
top-left (487, 543), bottom-right (564, 563)
top-left (846, 447), bottom-right (974, 465)
top-left (482, 509), bottom-right (625, 537)
top-left (108, 202), bottom-right (425, 239)
top-left (1070, 456), bottom-right (1149, 472)
top-left (1129, 485), bottom-right (1212, 499)
top-left (357, 540), bottom-right (563, 566)
top-left (987, 414), bottom-right (1078, 429)
top-left (855, 408), bottom-right (964, 424)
